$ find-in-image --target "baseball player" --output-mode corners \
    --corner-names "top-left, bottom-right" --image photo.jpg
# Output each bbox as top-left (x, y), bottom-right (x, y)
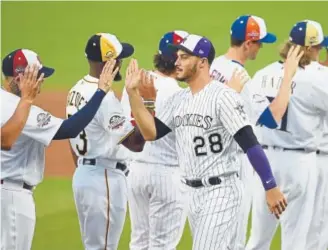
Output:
top-left (124, 34), bottom-right (301, 250)
top-left (1, 65), bottom-right (44, 150)
top-left (120, 30), bottom-right (188, 250)
top-left (1, 48), bottom-right (118, 250)
top-left (320, 46), bottom-right (328, 66)
top-left (306, 62), bottom-right (328, 250)
top-left (209, 15), bottom-right (279, 250)
top-left (66, 33), bottom-right (144, 250)
top-left (246, 20), bottom-right (328, 250)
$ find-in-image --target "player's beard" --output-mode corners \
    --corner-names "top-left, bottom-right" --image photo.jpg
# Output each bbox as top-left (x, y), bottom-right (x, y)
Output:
top-left (176, 63), bottom-right (197, 82)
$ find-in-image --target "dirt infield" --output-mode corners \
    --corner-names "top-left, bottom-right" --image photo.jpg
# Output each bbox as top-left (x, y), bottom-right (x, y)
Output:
top-left (35, 90), bottom-right (123, 177)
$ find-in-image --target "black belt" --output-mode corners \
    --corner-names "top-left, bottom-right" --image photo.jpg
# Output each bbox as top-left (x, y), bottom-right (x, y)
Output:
top-left (81, 159), bottom-right (129, 176)
top-left (0, 180), bottom-right (34, 191)
top-left (316, 150), bottom-right (328, 155)
top-left (262, 145), bottom-right (309, 152)
top-left (184, 176), bottom-right (222, 188)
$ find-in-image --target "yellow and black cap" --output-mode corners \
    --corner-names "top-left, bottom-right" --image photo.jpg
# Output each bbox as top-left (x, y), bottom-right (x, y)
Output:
top-left (85, 33), bottom-right (134, 62)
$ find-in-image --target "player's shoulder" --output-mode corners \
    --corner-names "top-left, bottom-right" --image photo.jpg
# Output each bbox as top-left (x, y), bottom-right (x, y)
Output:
top-left (148, 71), bottom-right (180, 89)
top-left (253, 61), bottom-right (283, 78)
top-left (211, 55), bottom-right (247, 71)
top-left (208, 80), bottom-right (236, 96)
top-left (69, 75), bottom-right (98, 94)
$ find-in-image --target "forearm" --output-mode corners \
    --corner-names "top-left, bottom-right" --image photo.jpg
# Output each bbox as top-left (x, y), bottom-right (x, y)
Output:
top-left (268, 79), bottom-right (291, 123)
top-left (234, 126), bottom-right (277, 190)
top-left (53, 89), bottom-right (106, 140)
top-left (128, 90), bottom-right (156, 141)
top-left (1, 98), bottom-right (32, 150)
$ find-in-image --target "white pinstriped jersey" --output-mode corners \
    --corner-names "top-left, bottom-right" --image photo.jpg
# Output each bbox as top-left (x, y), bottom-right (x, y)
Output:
top-left (318, 120), bottom-right (328, 153)
top-left (210, 55), bottom-right (255, 122)
top-left (1, 89), bottom-right (63, 186)
top-left (66, 75), bottom-right (133, 162)
top-left (121, 72), bottom-right (182, 166)
top-left (157, 81), bottom-right (251, 178)
top-left (250, 61), bottom-right (328, 150)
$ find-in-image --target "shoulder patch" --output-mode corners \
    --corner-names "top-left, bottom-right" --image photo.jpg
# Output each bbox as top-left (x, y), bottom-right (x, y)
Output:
top-left (37, 113), bottom-right (51, 127)
top-left (109, 115), bottom-right (125, 130)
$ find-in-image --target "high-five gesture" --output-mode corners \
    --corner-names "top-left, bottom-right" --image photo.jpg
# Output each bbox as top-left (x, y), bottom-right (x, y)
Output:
top-left (125, 59), bottom-right (142, 93)
top-left (18, 64), bottom-right (44, 103)
top-left (98, 59), bottom-right (119, 93)
top-left (138, 70), bottom-right (157, 101)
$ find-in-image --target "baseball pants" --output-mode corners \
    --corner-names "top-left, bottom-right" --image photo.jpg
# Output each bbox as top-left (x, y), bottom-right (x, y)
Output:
top-left (306, 152), bottom-right (328, 250)
top-left (187, 173), bottom-right (242, 250)
top-left (127, 161), bottom-right (187, 250)
top-left (246, 148), bottom-right (317, 250)
top-left (72, 163), bottom-right (127, 250)
top-left (1, 180), bottom-right (36, 250)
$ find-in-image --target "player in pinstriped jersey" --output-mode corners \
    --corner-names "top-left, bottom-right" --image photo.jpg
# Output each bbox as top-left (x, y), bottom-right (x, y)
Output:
top-left (209, 15), bottom-right (282, 250)
top-left (120, 31), bottom-right (189, 250)
top-left (123, 34), bottom-right (302, 250)
top-left (246, 21), bottom-right (328, 250)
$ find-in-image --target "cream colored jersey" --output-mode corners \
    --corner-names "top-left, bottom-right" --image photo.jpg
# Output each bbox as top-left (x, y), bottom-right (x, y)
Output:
top-left (66, 75), bottom-right (133, 162)
top-left (1, 89), bottom-right (63, 186)
top-left (210, 55), bottom-right (255, 123)
top-left (250, 61), bottom-right (328, 150)
top-left (121, 72), bottom-right (182, 165)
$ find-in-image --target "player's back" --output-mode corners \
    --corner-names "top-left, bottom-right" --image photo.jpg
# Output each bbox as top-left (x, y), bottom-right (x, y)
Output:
top-left (66, 75), bottom-right (131, 162)
top-left (121, 72), bottom-right (182, 165)
top-left (1, 89), bottom-right (63, 185)
top-left (252, 61), bottom-right (328, 150)
top-left (161, 81), bottom-right (249, 178)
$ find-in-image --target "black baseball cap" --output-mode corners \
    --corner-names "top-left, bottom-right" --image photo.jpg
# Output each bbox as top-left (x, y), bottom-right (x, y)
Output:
top-left (85, 33), bottom-right (134, 62)
top-left (2, 49), bottom-right (55, 77)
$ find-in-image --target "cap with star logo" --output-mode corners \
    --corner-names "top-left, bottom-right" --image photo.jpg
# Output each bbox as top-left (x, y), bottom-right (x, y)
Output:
top-left (230, 15), bottom-right (276, 43)
top-left (169, 34), bottom-right (216, 64)
top-left (289, 20), bottom-right (328, 47)
top-left (85, 33), bottom-right (134, 62)
top-left (2, 49), bottom-right (55, 77)
top-left (158, 30), bottom-right (189, 58)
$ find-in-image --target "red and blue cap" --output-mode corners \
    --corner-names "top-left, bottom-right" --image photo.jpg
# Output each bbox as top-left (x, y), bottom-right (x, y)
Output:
top-left (158, 30), bottom-right (189, 58)
top-left (231, 15), bottom-right (277, 43)
top-left (169, 34), bottom-right (215, 64)
top-left (2, 49), bottom-right (54, 77)
top-left (289, 20), bottom-right (328, 47)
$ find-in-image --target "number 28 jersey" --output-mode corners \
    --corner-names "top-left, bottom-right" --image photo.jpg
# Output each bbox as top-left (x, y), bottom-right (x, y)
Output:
top-left (66, 75), bottom-right (133, 161)
top-left (249, 61), bottom-right (328, 150)
top-left (157, 80), bottom-right (250, 179)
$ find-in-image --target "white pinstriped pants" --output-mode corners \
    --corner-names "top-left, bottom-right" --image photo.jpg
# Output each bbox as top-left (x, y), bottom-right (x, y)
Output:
top-left (127, 161), bottom-right (187, 250)
top-left (187, 174), bottom-right (243, 250)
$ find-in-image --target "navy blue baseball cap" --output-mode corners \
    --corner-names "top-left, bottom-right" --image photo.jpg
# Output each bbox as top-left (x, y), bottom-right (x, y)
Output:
top-left (158, 30), bottom-right (189, 58)
top-left (289, 20), bottom-right (328, 47)
top-left (231, 15), bottom-right (276, 43)
top-left (169, 34), bottom-right (216, 64)
top-left (2, 49), bottom-right (54, 78)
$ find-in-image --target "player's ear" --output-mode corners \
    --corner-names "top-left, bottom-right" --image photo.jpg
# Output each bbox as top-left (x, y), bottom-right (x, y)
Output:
top-left (199, 58), bottom-right (207, 69)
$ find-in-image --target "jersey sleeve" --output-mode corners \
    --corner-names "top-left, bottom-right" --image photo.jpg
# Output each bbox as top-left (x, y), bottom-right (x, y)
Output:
top-left (120, 87), bottom-right (132, 120)
top-left (22, 105), bottom-right (63, 146)
top-left (311, 74), bottom-right (328, 113)
top-left (217, 89), bottom-right (251, 136)
top-left (156, 91), bottom-right (181, 131)
top-left (97, 93), bottom-right (134, 144)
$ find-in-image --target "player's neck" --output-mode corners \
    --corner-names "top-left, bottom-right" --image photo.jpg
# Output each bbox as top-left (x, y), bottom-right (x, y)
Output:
top-left (188, 73), bottom-right (211, 95)
top-left (88, 69), bottom-right (101, 80)
top-left (225, 47), bottom-right (247, 66)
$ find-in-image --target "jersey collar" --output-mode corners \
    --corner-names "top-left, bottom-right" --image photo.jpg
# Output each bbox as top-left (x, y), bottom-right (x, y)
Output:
top-left (83, 74), bottom-right (99, 83)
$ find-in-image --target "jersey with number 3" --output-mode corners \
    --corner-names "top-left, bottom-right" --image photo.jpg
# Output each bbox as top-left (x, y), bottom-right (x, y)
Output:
top-left (66, 75), bottom-right (133, 161)
top-left (157, 80), bottom-right (250, 178)
top-left (250, 61), bottom-right (328, 149)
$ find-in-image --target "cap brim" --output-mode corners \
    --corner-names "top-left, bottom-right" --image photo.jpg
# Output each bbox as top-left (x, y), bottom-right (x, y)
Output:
top-left (117, 43), bottom-right (134, 59)
top-left (321, 36), bottom-right (328, 48)
top-left (259, 33), bottom-right (277, 43)
top-left (168, 43), bottom-right (196, 56)
top-left (40, 66), bottom-right (55, 78)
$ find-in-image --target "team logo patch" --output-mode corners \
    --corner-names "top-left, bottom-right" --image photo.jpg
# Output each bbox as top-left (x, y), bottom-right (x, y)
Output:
top-left (247, 31), bottom-right (260, 40)
top-left (105, 50), bottom-right (114, 59)
top-left (109, 115), bottom-right (125, 130)
top-left (37, 112), bottom-right (51, 127)
top-left (14, 66), bottom-right (25, 76)
top-left (235, 103), bottom-right (247, 120)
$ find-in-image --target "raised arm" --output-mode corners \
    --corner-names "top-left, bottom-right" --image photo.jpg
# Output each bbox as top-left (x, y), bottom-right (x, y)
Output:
top-left (1, 65), bottom-right (44, 150)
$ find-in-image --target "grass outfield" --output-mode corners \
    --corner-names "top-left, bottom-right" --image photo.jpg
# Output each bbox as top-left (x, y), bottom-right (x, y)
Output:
top-left (2, 1), bottom-right (328, 92)
top-left (33, 178), bottom-right (281, 250)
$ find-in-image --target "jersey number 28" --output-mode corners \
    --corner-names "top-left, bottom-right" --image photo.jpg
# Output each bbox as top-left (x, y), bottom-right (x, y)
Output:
top-left (193, 133), bottom-right (223, 156)
top-left (68, 114), bottom-right (88, 155)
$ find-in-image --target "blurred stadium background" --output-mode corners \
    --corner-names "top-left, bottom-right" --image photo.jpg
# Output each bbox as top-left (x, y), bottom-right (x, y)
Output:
top-left (1, 1), bottom-right (327, 249)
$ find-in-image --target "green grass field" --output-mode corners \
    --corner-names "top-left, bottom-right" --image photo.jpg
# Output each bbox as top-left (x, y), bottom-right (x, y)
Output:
top-left (1, 1), bottom-right (327, 249)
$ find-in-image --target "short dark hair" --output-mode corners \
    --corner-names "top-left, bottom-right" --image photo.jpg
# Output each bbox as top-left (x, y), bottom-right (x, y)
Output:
top-left (153, 53), bottom-right (176, 75)
top-left (230, 36), bottom-right (244, 47)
